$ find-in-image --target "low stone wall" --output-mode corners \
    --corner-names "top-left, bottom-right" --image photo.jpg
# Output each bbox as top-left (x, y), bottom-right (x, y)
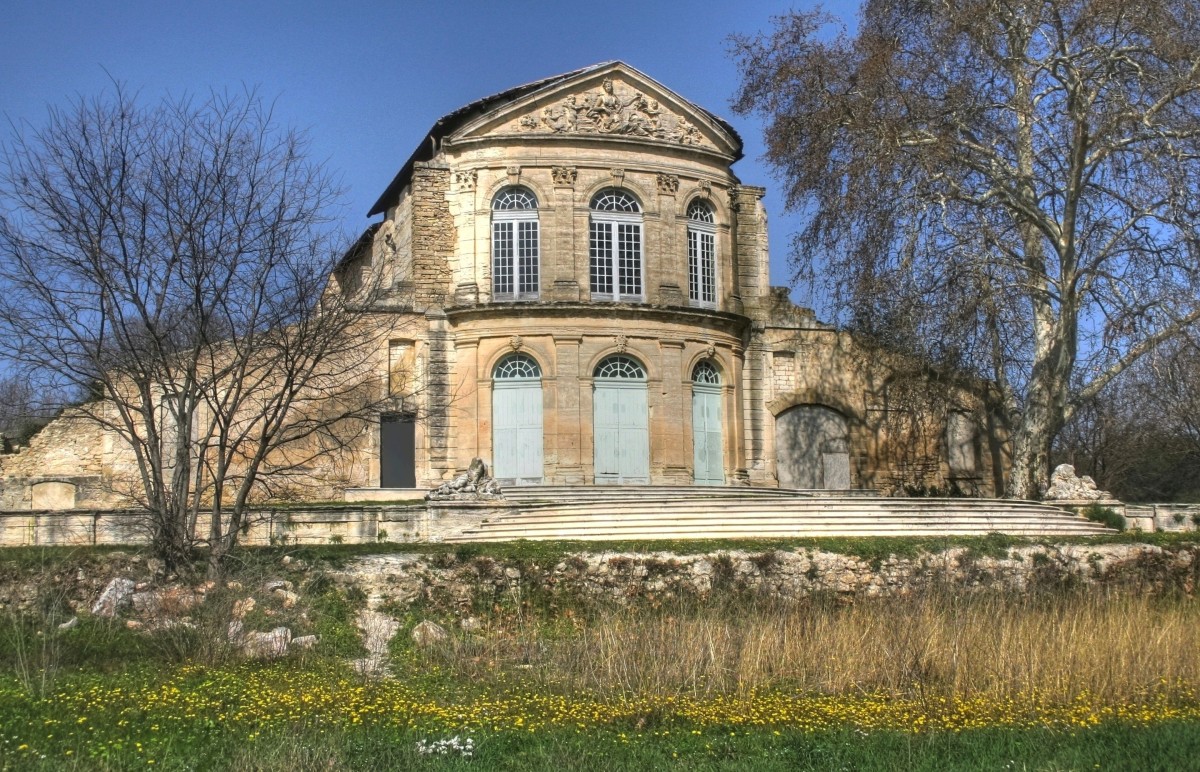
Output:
top-left (0, 504), bottom-right (428, 547)
top-left (0, 499), bottom-right (530, 547)
top-left (330, 542), bottom-right (1199, 610)
top-left (1127, 504), bottom-right (1200, 534)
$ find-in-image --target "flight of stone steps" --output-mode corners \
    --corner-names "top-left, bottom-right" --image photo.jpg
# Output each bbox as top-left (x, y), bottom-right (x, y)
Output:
top-left (444, 485), bottom-right (1114, 542)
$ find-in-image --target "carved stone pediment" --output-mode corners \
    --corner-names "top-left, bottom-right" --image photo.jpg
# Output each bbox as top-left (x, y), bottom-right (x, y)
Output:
top-left (513, 77), bottom-right (706, 147)
top-left (450, 65), bottom-right (737, 156)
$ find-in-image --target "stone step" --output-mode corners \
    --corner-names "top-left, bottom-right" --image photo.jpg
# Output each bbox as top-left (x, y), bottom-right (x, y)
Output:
top-left (446, 523), bottom-right (1110, 542)
top-left (455, 522), bottom-right (1107, 537)
top-left (443, 493), bottom-right (1112, 542)
top-left (500, 490), bottom-right (814, 503)
top-left (473, 515), bottom-right (1100, 531)
top-left (484, 501), bottom-right (1077, 521)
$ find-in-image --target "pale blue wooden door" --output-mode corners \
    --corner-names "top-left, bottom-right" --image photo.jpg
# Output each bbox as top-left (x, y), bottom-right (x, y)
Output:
top-left (692, 384), bottom-right (723, 485)
top-left (593, 356), bottom-right (649, 484)
top-left (493, 356), bottom-right (543, 485)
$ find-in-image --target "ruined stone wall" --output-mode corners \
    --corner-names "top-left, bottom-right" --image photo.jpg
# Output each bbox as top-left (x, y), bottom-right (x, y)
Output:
top-left (329, 542), bottom-right (1199, 610)
top-left (761, 296), bottom-right (1006, 496)
top-left (0, 408), bottom-right (112, 510)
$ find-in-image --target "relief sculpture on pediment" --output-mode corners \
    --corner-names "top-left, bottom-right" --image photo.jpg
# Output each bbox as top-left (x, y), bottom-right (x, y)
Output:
top-left (517, 78), bottom-right (706, 147)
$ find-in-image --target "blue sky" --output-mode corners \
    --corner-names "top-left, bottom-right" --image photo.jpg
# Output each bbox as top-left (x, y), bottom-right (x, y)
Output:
top-left (1, 0), bottom-right (863, 311)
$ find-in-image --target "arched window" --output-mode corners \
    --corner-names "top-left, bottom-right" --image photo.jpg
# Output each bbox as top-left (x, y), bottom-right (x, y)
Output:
top-left (687, 200), bottom-right (716, 308)
top-left (492, 187), bottom-right (539, 300)
top-left (594, 355), bottom-right (646, 379)
top-left (692, 360), bottom-right (720, 384)
top-left (590, 189), bottom-right (643, 302)
top-left (493, 354), bottom-right (542, 379)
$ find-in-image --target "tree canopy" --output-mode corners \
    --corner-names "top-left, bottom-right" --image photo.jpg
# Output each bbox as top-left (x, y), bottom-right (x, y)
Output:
top-left (732, 0), bottom-right (1200, 497)
top-left (0, 88), bottom-right (390, 572)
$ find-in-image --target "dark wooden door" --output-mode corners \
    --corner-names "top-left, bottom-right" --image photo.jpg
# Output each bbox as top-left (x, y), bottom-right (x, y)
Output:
top-left (380, 414), bottom-right (416, 488)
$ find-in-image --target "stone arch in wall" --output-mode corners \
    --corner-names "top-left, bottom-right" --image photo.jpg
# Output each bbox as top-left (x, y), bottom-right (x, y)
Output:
top-left (774, 404), bottom-right (851, 490)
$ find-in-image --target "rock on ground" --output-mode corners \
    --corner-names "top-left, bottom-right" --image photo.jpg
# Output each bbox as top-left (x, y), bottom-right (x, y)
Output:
top-left (91, 578), bottom-right (135, 618)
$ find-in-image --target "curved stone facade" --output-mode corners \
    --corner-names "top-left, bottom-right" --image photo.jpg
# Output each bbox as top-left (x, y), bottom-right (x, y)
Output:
top-left (0, 62), bottom-right (1008, 511)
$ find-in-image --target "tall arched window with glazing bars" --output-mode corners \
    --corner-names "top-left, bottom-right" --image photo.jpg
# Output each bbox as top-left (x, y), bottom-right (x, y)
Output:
top-left (687, 200), bottom-right (716, 308)
top-left (492, 187), bottom-right (539, 300)
top-left (589, 189), bottom-right (643, 301)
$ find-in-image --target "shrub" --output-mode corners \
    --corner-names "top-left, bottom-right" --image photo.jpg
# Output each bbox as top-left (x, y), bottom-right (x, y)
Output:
top-left (1083, 505), bottom-right (1126, 532)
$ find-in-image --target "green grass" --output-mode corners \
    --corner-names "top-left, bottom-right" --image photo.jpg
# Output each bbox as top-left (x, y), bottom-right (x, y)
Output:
top-left (3, 713), bottom-right (1198, 770)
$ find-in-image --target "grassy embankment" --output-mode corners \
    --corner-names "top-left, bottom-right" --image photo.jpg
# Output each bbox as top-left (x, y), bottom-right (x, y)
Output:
top-left (1, 534), bottom-right (1199, 770)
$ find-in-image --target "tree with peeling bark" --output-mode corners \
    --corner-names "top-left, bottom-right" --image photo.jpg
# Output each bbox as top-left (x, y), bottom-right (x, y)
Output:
top-left (0, 88), bottom-right (396, 574)
top-left (732, 0), bottom-right (1200, 498)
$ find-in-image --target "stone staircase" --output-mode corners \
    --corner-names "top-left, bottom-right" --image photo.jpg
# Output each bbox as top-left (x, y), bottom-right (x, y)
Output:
top-left (445, 485), bottom-right (1114, 542)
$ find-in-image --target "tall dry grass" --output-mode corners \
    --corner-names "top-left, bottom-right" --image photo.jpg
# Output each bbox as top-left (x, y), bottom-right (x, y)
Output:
top-left (429, 590), bottom-right (1200, 703)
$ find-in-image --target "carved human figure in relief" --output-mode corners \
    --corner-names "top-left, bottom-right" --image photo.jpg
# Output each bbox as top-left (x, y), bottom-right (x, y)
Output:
top-left (623, 94), bottom-right (655, 137)
top-left (541, 98), bottom-right (576, 133)
top-left (526, 78), bottom-right (705, 146)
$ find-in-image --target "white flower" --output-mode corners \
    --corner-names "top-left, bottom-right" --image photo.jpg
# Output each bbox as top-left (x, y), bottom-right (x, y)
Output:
top-left (415, 735), bottom-right (475, 758)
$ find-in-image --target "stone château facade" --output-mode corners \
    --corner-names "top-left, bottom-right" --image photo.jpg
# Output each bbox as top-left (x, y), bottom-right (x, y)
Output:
top-left (0, 62), bottom-right (1008, 513)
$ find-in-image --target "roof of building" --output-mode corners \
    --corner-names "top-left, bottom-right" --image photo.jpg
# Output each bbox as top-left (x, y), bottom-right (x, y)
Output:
top-left (366, 61), bottom-right (743, 217)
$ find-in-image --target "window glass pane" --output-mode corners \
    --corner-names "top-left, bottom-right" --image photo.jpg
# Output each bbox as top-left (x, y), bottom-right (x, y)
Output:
top-left (590, 221), bottom-right (613, 295)
top-left (688, 227), bottom-right (715, 305)
top-left (493, 221), bottom-right (513, 296)
top-left (518, 221), bottom-right (539, 295)
top-left (618, 223), bottom-right (641, 297)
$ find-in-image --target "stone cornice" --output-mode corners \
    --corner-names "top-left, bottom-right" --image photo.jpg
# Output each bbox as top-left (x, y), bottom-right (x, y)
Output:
top-left (444, 302), bottom-right (750, 336)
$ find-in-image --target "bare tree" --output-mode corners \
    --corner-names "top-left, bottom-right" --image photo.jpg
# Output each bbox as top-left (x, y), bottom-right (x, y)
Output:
top-left (0, 87), bottom-right (394, 573)
top-left (0, 376), bottom-right (55, 449)
top-left (1058, 335), bottom-right (1200, 500)
top-left (732, 0), bottom-right (1200, 498)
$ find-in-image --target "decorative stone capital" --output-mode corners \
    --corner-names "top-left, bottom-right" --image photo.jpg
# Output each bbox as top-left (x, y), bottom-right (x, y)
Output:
top-left (452, 170), bottom-right (477, 191)
top-left (656, 173), bottom-right (680, 195)
top-left (551, 166), bottom-right (577, 187)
